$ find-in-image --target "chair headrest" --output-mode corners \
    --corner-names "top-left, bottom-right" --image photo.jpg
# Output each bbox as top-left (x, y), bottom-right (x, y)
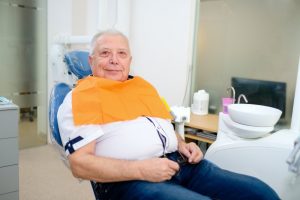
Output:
top-left (64, 51), bottom-right (92, 79)
top-left (49, 83), bottom-right (71, 146)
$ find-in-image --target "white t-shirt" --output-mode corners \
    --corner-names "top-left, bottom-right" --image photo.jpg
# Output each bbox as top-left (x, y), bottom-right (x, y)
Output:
top-left (57, 91), bottom-right (178, 160)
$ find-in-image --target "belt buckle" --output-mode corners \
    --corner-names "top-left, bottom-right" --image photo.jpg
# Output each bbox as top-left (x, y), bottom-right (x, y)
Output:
top-left (177, 152), bottom-right (188, 165)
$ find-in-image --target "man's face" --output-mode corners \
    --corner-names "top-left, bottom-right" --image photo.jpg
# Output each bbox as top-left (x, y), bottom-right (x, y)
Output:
top-left (89, 34), bottom-right (132, 82)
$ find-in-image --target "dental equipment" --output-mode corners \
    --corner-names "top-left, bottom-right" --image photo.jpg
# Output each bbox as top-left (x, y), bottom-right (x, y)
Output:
top-left (205, 56), bottom-right (300, 199)
top-left (50, 35), bottom-right (92, 85)
top-left (171, 106), bottom-right (190, 139)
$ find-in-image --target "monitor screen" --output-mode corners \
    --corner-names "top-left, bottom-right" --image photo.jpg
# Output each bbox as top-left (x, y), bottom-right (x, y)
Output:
top-left (231, 77), bottom-right (286, 118)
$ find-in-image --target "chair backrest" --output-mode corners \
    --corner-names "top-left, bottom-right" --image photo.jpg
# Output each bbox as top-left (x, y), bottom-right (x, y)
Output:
top-left (49, 83), bottom-right (71, 146)
top-left (64, 51), bottom-right (92, 79)
top-left (49, 50), bottom-right (101, 200)
top-left (49, 50), bottom-right (91, 146)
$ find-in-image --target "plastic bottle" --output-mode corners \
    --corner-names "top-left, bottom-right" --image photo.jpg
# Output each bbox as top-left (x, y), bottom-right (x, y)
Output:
top-left (191, 90), bottom-right (209, 115)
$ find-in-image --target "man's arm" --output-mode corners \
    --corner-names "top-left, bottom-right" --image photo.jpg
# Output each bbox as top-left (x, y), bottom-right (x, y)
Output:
top-left (58, 93), bottom-right (179, 183)
top-left (175, 133), bottom-right (203, 164)
top-left (68, 140), bottom-right (180, 183)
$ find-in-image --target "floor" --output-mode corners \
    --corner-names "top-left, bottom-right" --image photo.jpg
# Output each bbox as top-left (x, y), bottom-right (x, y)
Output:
top-left (18, 111), bottom-right (95, 199)
top-left (19, 144), bottom-right (94, 200)
top-left (19, 113), bottom-right (47, 149)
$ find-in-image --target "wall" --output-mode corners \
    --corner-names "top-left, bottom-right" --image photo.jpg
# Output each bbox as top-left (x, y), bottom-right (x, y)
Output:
top-left (195, 0), bottom-right (300, 126)
top-left (129, 0), bottom-right (197, 106)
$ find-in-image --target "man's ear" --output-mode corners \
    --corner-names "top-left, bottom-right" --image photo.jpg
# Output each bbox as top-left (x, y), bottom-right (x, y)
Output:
top-left (88, 55), bottom-right (93, 67)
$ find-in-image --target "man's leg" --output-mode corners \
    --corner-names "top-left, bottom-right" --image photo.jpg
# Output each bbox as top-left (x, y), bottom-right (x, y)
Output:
top-left (178, 159), bottom-right (280, 200)
top-left (101, 180), bottom-right (211, 200)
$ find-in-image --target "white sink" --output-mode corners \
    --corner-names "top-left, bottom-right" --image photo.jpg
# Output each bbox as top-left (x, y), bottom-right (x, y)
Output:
top-left (222, 113), bottom-right (273, 138)
top-left (227, 104), bottom-right (282, 127)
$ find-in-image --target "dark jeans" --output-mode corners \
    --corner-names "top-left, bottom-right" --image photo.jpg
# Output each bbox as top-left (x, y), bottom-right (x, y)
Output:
top-left (97, 151), bottom-right (280, 200)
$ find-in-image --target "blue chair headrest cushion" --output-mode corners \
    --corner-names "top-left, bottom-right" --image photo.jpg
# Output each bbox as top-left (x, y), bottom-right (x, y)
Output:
top-left (64, 51), bottom-right (92, 79)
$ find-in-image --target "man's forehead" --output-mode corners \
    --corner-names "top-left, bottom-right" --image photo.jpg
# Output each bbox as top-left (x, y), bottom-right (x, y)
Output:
top-left (98, 34), bottom-right (127, 43)
top-left (96, 39), bottom-right (129, 52)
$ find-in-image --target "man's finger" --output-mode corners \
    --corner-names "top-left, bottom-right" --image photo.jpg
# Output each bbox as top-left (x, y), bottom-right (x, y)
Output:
top-left (167, 160), bottom-right (180, 171)
top-left (180, 146), bottom-right (192, 158)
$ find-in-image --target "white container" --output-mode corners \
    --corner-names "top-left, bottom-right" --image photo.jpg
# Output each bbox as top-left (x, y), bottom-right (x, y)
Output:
top-left (191, 90), bottom-right (209, 115)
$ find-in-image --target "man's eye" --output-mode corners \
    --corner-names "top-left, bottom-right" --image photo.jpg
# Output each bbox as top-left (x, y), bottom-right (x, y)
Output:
top-left (100, 51), bottom-right (110, 57)
top-left (118, 51), bottom-right (127, 58)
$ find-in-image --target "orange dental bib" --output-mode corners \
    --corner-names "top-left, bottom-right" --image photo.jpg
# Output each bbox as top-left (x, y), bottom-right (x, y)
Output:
top-left (72, 76), bottom-right (171, 125)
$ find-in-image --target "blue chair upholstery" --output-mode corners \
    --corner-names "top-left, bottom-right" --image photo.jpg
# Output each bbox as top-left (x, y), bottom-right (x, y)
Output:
top-left (64, 51), bottom-right (92, 79)
top-left (49, 50), bottom-right (101, 200)
top-left (49, 83), bottom-right (71, 146)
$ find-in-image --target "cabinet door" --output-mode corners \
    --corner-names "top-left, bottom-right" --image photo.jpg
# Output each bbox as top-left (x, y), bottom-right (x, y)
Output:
top-left (0, 165), bottom-right (18, 195)
top-left (0, 192), bottom-right (19, 200)
top-left (0, 138), bottom-right (18, 167)
top-left (0, 108), bottom-right (18, 139)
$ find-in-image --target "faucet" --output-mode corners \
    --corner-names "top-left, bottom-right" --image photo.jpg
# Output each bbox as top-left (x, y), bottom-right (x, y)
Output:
top-left (237, 94), bottom-right (248, 104)
top-left (227, 87), bottom-right (236, 103)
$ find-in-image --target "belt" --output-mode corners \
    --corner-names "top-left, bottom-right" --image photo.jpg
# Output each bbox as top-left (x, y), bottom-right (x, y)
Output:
top-left (160, 151), bottom-right (188, 166)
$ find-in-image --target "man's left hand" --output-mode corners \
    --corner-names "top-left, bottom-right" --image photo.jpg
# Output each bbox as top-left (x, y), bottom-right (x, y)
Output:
top-left (178, 141), bottom-right (203, 164)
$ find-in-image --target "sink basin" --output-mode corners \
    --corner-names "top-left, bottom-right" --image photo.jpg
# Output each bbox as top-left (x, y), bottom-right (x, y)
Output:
top-left (222, 113), bottom-right (273, 138)
top-left (227, 104), bottom-right (282, 127)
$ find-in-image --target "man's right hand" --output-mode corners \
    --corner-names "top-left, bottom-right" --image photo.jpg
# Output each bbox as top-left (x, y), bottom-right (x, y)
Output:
top-left (137, 158), bottom-right (180, 182)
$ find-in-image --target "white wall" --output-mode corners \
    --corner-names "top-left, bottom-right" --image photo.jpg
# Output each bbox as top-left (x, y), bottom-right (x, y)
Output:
top-left (129, 0), bottom-right (197, 106)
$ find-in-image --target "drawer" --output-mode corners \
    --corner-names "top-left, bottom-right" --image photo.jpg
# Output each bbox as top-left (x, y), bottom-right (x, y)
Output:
top-left (0, 138), bottom-right (18, 167)
top-left (0, 165), bottom-right (18, 195)
top-left (0, 108), bottom-right (18, 139)
top-left (0, 191), bottom-right (18, 200)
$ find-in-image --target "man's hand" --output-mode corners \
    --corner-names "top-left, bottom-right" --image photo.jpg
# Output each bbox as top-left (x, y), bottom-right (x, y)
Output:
top-left (179, 142), bottom-right (203, 163)
top-left (176, 134), bottom-right (203, 164)
top-left (137, 158), bottom-right (179, 182)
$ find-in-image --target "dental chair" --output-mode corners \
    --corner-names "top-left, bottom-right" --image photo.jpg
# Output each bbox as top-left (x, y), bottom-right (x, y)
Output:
top-left (49, 50), bottom-right (102, 200)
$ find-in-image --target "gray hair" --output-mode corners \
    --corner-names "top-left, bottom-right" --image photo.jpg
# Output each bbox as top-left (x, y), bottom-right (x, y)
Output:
top-left (89, 29), bottom-right (130, 55)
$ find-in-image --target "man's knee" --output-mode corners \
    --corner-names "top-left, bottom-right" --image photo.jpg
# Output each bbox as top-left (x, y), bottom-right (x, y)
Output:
top-left (247, 178), bottom-right (280, 200)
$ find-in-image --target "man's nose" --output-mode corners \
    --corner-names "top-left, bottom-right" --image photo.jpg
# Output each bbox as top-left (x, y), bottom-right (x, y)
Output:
top-left (109, 53), bottom-right (119, 64)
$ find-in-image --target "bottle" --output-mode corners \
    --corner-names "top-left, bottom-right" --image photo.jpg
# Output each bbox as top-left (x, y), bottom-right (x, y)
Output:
top-left (191, 90), bottom-right (209, 115)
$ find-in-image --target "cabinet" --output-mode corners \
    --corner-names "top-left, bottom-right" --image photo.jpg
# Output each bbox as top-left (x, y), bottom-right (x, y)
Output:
top-left (184, 114), bottom-right (219, 144)
top-left (0, 104), bottom-right (19, 200)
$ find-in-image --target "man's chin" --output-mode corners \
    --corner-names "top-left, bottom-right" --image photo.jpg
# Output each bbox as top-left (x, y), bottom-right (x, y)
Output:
top-left (105, 74), bottom-right (126, 82)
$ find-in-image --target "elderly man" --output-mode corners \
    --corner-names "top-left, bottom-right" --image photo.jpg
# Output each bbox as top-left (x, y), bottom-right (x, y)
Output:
top-left (57, 30), bottom-right (279, 200)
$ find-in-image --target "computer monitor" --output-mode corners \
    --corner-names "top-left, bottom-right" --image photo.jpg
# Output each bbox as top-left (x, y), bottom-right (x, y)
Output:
top-left (231, 77), bottom-right (286, 118)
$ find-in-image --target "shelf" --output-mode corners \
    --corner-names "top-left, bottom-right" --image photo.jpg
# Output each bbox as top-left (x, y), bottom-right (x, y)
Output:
top-left (185, 133), bottom-right (215, 144)
top-left (185, 114), bottom-right (219, 132)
